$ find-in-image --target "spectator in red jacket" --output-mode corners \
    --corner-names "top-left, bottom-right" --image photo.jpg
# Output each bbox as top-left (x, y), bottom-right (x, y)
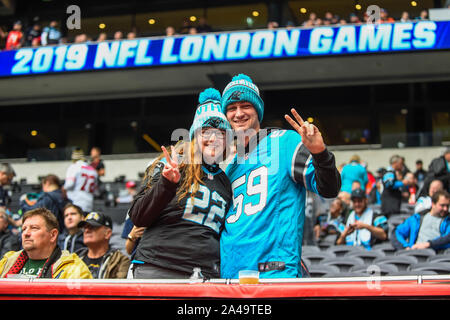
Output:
top-left (5, 21), bottom-right (23, 50)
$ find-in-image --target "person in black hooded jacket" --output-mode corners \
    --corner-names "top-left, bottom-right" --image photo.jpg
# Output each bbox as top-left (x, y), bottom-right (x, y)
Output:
top-left (418, 148), bottom-right (450, 198)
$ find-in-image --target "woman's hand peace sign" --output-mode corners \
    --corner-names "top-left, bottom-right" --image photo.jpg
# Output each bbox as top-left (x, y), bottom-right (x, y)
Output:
top-left (161, 145), bottom-right (181, 184)
top-left (284, 108), bottom-right (326, 155)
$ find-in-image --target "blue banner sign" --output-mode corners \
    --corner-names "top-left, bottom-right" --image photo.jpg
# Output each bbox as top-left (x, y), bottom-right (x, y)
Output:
top-left (0, 21), bottom-right (449, 77)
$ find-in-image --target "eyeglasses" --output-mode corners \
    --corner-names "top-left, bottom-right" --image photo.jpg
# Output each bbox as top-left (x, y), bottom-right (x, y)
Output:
top-left (200, 129), bottom-right (226, 139)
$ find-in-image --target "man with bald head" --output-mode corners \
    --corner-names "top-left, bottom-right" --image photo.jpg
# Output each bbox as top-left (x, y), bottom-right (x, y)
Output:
top-left (415, 179), bottom-right (444, 214)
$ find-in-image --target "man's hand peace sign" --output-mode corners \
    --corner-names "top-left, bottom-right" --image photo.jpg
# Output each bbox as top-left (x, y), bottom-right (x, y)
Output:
top-left (161, 145), bottom-right (181, 184)
top-left (284, 108), bottom-right (326, 155)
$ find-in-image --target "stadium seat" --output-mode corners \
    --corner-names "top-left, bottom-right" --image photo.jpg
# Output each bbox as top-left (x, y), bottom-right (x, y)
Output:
top-left (427, 254), bottom-right (450, 264)
top-left (302, 252), bottom-right (336, 265)
top-left (345, 250), bottom-right (386, 264)
top-left (302, 245), bottom-right (321, 255)
top-left (350, 263), bottom-right (399, 276)
top-left (373, 256), bottom-right (419, 271)
top-left (321, 257), bottom-right (365, 272)
top-left (394, 248), bottom-right (436, 262)
top-left (388, 215), bottom-right (408, 230)
top-left (408, 262), bottom-right (450, 275)
top-left (325, 245), bottom-right (366, 257)
top-left (400, 203), bottom-right (415, 215)
top-left (103, 206), bottom-right (129, 224)
top-left (324, 271), bottom-right (367, 278)
top-left (308, 265), bottom-right (340, 278)
top-left (369, 204), bottom-right (381, 213)
top-left (317, 241), bottom-right (334, 251)
top-left (387, 270), bottom-right (438, 276)
top-left (317, 234), bottom-right (338, 251)
top-left (372, 243), bottom-right (396, 256)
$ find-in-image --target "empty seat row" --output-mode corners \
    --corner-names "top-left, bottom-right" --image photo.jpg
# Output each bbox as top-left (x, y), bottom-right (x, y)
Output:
top-left (306, 256), bottom-right (450, 278)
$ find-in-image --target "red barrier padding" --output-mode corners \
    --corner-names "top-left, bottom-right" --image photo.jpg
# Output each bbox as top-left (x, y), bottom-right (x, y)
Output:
top-left (0, 278), bottom-right (449, 300)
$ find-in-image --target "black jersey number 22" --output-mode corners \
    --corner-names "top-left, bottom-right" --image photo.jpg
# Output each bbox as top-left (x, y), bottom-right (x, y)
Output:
top-left (182, 185), bottom-right (227, 233)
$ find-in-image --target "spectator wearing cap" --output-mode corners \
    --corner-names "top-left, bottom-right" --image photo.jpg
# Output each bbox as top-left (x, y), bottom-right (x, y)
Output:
top-left (414, 159), bottom-right (427, 189)
top-left (0, 208), bottom-right (92, 279)
top-left (349, 13), bottom-right (361, 24)
top-left (20, 174), bottom-right (68, 232)
top-left (41, 20), bottom-right (61, 45)
top-left (381, 155), bottom-right (414, 217)
top-left (336, 188), bottom-right (388, 250)
top-left (116, 181), bottom-right (137, 204)
top-left (340, 155), bottom-right (368, 194)
top-left (379, 8), bottom-right (395, 23)
top-left (63, 148), bottom-right (98, 213)
top-left (418, 148), bottom-right (450, 198)
top-left (0, 207), bottom-right (20, 258)
top-left (392, 190), bottom-right (450, 251)
top-left (76, 212), bottom-right (130, 279)
top-left (57, 204), bottom-right (86, 253)
top-left (24, 23), bottom-right (41, 47)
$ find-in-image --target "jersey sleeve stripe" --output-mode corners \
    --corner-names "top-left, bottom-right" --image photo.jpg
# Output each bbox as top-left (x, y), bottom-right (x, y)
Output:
top-left (291, 142), bottom-right (303, 183)
top-left (291, 142), bottom-right (311, 187)
top-left (303, 154), bottom-right (313, 189)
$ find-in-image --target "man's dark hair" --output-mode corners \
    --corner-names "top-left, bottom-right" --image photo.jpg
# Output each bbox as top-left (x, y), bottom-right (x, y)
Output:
top-left (432, 190), bottom-right (450, 204)
top-left (63, 203), bottom-right (84, 217)
top-left (42, 174), bottom-right (61, 188)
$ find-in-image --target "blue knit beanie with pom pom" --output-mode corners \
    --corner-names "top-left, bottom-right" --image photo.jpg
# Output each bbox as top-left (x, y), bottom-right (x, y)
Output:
top-left (221, 74), bottom-right (264, 122)
top-left (189, 88), bottom-right (231, 140)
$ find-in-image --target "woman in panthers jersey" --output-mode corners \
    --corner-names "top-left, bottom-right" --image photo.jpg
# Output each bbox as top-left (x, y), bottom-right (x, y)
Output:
top-left (129, 88), bottom-right (232, 279)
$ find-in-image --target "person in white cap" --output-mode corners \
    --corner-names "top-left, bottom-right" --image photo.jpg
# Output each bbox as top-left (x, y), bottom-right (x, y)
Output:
top-left (63, 147), bottom-right (98, 214)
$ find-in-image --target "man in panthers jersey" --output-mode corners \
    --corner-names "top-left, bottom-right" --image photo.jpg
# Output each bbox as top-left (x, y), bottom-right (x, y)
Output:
top-left (220, 74), bottom-right (341, 278)
top-left (63, 148), bottom-right (98, 214)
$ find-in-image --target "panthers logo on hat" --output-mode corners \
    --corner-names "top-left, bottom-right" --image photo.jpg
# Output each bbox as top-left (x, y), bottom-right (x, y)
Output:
top-left (228, 90), bottom-right (242, 101)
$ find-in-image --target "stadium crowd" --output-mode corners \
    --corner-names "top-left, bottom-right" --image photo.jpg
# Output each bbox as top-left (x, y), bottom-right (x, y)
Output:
top-left (0, 75), bottom-right (450, 278)
top-left (0, 6), bottom-right (439, 51)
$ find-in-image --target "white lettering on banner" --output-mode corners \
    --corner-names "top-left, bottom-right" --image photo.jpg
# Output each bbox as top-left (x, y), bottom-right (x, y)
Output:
top-left (135, 39), bottom-right (153, 65)
top-left (226, 32), bottom-right (251, 59)
top-left (308, 21), bottom-right (437, 54)
top-left (8, 22), bottom-right (440, 76)
top-left (359, 24), bottom-right (392, 51)
top-left (160, 37), bottom-right (178, 63)
top-left (94, 41), bottom-right (120, 68)
top-left (179, 36), bottom-right (203, 62)
top-left (202, 34), bottom-right (228, 61)
top-left (392, 23), bottom-right (414, 50)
